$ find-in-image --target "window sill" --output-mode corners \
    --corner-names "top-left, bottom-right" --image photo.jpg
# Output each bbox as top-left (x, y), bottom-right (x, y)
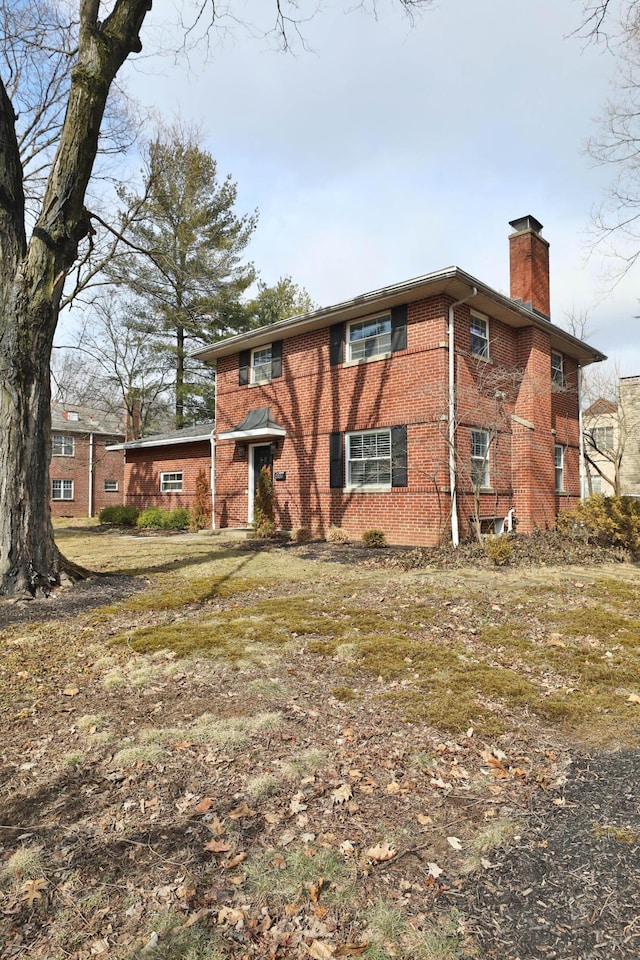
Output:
top-left (344, 484), bottom-right (392, 493)
top-left (52, 453), bottom-right (75, 458)
top-left (469, 352), bottom-right (493, 364)
top-left (344, 352), bottom-right (392, 368)
top-left (249, 380), bottom-right (272, 388)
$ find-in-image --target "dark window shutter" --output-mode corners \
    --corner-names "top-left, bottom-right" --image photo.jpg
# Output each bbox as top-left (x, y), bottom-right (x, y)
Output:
top-left (329, 322), bottom-right (344, 366)
top-left (391, 424), bottom-right (408, 487)
top-left (329, 432), bottom-right (344, 488)
top-left (239, 349), bottom-right (250, 386)
top-left (271, 340), bottom-right (283, 378)
top-left (391, 305), bottom-right (408, 353)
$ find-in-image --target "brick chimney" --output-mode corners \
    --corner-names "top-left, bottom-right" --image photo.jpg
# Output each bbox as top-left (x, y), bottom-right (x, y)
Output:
top-left (508, 215), bottom-right (550, 319)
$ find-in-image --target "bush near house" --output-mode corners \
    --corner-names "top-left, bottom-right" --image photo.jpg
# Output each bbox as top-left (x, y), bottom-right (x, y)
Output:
top-left (98, 505), bottom-right (140, 527)
top-left (556, 494), bottom-right (640, 553)
top-left (253, 466), bottom-right (276, 539)
top-left (137, 507), bottom-right (191, 531)
top-left (189, 469), bottom-right (212, 532)
top-left (362, 529), bottom-right (387, 548)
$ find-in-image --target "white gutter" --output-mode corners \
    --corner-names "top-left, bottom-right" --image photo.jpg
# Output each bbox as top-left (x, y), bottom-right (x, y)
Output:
top-left (448, 287), bottom-right (478, 547)
top-left (211, 372), bottom-right (217, 529)
top-left (88, 432), bottom-right (94, 518)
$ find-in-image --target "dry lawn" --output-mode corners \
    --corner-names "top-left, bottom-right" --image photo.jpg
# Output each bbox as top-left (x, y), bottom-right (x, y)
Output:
top-left (0, 521), bottom-right (638, 959)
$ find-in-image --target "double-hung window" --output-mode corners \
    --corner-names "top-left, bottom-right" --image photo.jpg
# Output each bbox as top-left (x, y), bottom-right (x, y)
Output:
top-left (52, 479), bottom-right (73, 500)
top-left (347, 315), bottom-right (392, 362)
top-left (251, 345), bottom-right (273, 384)
top-left (52, 434), bottom-right (74, 457)
top-left (470, 313), bottom-right (489, 359)
top-left (551, 351), bottom-right (564, 387)
top-left (554, 444), bottom-right (564, 492)
top-left (471, 429), bottom-right (490, 489)
top-left (160, 471), bottom-right (183, 493)
top-left (347, 429), bottom-right (392, 488)
top-left (590, 426), bottom-right (614, 451)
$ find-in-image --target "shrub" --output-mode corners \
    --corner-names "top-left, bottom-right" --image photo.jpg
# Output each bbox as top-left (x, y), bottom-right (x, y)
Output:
top-left (485, 534), bottom-right (513, 566)
top-left (291, 526), bottom-right (312, 544)
top-left (136, 506), bottom-right (165, 529)
top-left (557, 495), bottom-right (640, 553)
top-left (136, 507), bottom-right (191, 531)
top-left (362, 529), bottom-right (387, 548)
top-left (98, 505), bottom-right (139, 527)
top-left (327, 525), bottom-right (350, 545)
top-left (253, 466), bottom-right (276, 538)
top-left (190, 469), bottom-right (211, 531)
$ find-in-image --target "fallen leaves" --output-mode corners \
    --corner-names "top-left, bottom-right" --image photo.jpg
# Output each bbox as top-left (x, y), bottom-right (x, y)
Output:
top-left (365, 842), bottom-right (397, 863)
top-left (20, 877), bottom-right (47, 906)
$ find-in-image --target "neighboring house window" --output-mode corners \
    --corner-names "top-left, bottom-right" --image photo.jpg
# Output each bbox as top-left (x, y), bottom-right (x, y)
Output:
top-left (347, 429), bottom-right (392, 487)
top-left (160, 471), bottom-right (183, 492)
top-left (52, 479), bottom-right (73, 500)
top-left (52, 434), bottom-right (74, 457)
top-left (551, 351), bottom-right (564, 387)
top-left (470, 313), bottom-right (489, 359)
top-left (591, 473), bottom-right (602, 494)
top-left (104, 480), bottom-right (119, 492)
top-left (555, 444), bottom-right (564, 492)
top-left (590, 426), bottom-right (614, 451)
top-left (471, 429), bottom-right (490, 489)
top-left (347, 315), bottom-right (392, 362)
top-left (251, 345), bottom-right (272, 384)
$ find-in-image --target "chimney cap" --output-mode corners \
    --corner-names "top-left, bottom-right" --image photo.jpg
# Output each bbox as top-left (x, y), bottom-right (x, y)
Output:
top-left (509, 215), bottom-right (544, 235)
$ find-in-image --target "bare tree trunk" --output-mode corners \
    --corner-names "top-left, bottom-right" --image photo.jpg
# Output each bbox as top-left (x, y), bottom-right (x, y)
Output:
top-left (0, 0), bottom-right (152, 597)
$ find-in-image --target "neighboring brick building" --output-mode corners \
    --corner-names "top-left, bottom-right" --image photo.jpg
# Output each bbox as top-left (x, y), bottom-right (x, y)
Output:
top-left (111, 422), bottom-right (214, 512)
top-left (50, 403), bottom-right (125, 518)
top-left (191, 217), bottom-right (605, 546)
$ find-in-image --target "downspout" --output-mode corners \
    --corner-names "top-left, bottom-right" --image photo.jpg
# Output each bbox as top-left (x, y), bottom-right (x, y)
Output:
top-left (448, 287), bottom-right (478, 546)
top-left (211, 367), bottom-right (217, 529)
top-left (88, 432), bottom-right (94, 518)
top-left (578, 365), bottom-right (585, 499)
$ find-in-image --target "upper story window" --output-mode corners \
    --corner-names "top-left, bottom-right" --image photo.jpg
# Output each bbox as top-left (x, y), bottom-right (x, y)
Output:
top-left (160, 471), bottom-right (183, 492)
top-left (554, 444), bottom-right (564, 492)
top-left (551, 351), bottom-right (564, 387)
top-left (239, 340), bottom-right (282, 386)
top-left (589, 425), bottom-right (614, 451)
top-left (52, 478), bottom-right (74, 501)
top-left (347, 429), bottom-right (392, 488)
top-left (251, 345), bottom-right (273, 384)
top-left (347, 315), bottom-right (392, 362)
top-left (52, 434), bottom-right (74, 457)
top-left (470, 313), bottom-right (489, 359)
top-left (471, 429), bottom-right (490, 489)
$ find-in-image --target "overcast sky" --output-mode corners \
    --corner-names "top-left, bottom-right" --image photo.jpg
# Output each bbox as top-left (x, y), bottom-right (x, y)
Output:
top-left (118, 0), bottom-right (640, 378)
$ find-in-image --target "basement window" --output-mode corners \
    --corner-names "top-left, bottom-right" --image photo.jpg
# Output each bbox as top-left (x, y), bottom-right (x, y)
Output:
top-left (104, 480), bottom-right (119, 492)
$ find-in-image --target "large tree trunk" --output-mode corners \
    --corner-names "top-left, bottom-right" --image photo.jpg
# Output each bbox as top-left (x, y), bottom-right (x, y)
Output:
top-left (0, 0), bottom-right (152, 597)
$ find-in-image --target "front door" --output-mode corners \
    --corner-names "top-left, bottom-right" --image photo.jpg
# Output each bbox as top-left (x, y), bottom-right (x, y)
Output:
top-left (249, 444), bottom-right (272, 523)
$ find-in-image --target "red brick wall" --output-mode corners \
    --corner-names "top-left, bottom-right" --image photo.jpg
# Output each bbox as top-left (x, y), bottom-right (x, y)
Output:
top-left (509, 229), bottom-right (551, 317)
top-left (50, 433), bottom-right (124, 518)
top-left (124, 441), bottom-right (212, 513)
top-left (213, 295), bottom-right (581, 545)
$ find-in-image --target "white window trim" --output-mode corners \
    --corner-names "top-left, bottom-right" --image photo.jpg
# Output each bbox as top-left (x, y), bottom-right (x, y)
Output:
top-left (345, 428), bottom-right (392, 491)
top-left (345, 314), bottom-right (392, 365)
top-left (52, 434), bottom-right (75, 457)
top-left (250, 345), bottom-right (273, 385)
top-left (555, 444), bottom-right (565, 493)
top-left (470, 311), bottom-right (490, 360)
top-left (551, 351), bottom-right (565, 387)
top-left (52, 478), bottom-right (74, 501)
top-left (160, 471), bottom-right (183, 493)
top-left (471, 429), bottom-right (491, 490)
top-left (104, 480), bottom-right (119, 492)
top-left (590, 425), bottom-right (614, 452)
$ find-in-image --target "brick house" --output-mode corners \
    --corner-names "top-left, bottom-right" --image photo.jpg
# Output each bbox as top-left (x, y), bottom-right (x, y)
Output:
top-left (50, 403), bottom-right (125, 517)
top-left (583, 377), bottom-right (640, 496)
top-left (111, 422), bottom-right (215, 512)
top-left (191, 216), bottom-right (605, 546)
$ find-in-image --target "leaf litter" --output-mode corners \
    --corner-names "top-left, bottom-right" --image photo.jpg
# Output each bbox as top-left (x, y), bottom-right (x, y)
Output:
top-left (0, 528), bottom-right (638, 959)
